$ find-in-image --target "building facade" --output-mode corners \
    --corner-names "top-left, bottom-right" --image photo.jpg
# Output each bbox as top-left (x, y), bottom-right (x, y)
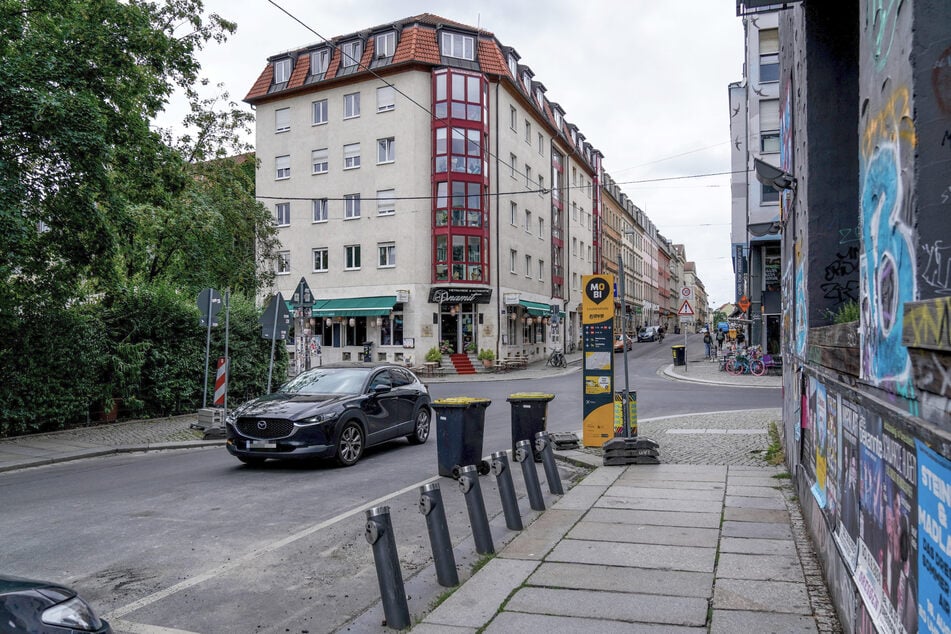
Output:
top-left (729, 9), bottom-right (782, 354)
top-left (245, 15), bottom-right (600, 366)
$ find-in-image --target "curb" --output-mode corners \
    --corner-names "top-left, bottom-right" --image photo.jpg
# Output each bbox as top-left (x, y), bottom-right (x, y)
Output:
top-left (0, 440), bottom-right (225, 474)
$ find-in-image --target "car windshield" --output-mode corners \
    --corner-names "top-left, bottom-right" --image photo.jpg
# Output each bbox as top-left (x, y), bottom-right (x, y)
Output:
top-left (279, 368), bottom-right (369, 395)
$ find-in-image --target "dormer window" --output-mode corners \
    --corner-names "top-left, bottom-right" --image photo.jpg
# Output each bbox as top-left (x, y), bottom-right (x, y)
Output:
top-left (507, 54), bottom-right (518, 77)
top-left (441, 32), bottom-right (474, 60)
top-left (521, 72), bottom-right (531, 91)
top-left (341, 40), bottom-right (362, 68)
top-left (311, 49), bottom-right (330, 75)
top-left (273, 58), bottom-right (292, 84)
top-left (375, 32), bottom-right (396, 58)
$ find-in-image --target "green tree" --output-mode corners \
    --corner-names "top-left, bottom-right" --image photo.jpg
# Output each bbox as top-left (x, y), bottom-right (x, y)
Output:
top-left (0, 0), bottom-right (235, 312)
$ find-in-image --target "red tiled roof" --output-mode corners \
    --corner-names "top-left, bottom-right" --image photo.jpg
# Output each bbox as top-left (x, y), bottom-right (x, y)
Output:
top-left (477, 38), bottom-right (509, 77)
top-left (244, 63), bottom-right (273, 101)
top-left (287, 53), bottom-right (309, 89)
top-left (394, 25), bottom-right (440, 65)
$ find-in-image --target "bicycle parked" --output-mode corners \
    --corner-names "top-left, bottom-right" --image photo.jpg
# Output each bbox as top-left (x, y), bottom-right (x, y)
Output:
top-left (547, 348), bottom-right (567, 368)
top-left (725, 347), bottom-right (766, 376)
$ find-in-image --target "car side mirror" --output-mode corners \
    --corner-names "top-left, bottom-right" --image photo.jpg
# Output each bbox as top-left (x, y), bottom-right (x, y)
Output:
top-left (371, 384), bottom-right (391, 394)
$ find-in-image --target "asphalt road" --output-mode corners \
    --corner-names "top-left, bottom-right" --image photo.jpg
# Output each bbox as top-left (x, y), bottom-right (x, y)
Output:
top-left (0, 338), bottom-right (780, 633)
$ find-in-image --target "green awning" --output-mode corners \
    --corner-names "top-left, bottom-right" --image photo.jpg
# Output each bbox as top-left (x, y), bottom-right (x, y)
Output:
top-left (312, 295), bottom-right (397, 317)
top-left (519, 299), bottom-right (552, 317)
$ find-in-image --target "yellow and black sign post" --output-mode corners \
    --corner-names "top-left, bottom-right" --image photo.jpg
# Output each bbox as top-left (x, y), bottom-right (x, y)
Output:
top-left (581, 274), bottom-right (615, 447)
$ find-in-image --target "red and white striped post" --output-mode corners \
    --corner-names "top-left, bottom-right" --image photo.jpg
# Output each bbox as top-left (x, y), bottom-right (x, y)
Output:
top-left (213, 357), bottom-right (228, 407)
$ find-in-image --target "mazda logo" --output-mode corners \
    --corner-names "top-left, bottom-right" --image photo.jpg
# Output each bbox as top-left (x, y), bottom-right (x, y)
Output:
top-left (257, 420), bottom-right (268, 430)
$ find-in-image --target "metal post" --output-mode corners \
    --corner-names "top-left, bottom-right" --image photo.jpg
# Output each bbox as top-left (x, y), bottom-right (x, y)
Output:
top-left (202, 291), bottom-right (214, 408)
top-left (457, 465), bottom-right (494, 555)
top-left (535, 432), bottom-right (564, 495)
top-left (223, 289), bottom-right (231, 418)
top-left (618, 254), bottom-right (632, 437)
top-left (514, 439), bottom-right (545, 511)
top-left (490, 451), bottom-right (523, 531)
top-left (418, 483), bottom-right (458, 587)
top-left (365, 506), bottom-right (410, 630)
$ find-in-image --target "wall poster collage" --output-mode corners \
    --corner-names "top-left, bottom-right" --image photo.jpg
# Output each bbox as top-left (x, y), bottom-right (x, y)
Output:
top-left (802, 375), bottom-right (951, 633)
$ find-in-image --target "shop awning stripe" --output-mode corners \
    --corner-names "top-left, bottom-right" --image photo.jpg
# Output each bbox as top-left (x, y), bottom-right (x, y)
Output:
top-left (312, 296), bottom-right (397, 317)
top-left (518, 299), bottom-right (552, 316)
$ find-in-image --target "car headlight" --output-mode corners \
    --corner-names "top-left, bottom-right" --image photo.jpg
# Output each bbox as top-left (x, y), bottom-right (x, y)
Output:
top-left (298, 411), bottom-right (338, 426)
top-left (42, 595), bottom-right (105, 630)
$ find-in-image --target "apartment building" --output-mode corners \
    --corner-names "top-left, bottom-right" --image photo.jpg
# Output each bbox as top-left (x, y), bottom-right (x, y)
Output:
top-left (244, 14), bottom-right (598, 365)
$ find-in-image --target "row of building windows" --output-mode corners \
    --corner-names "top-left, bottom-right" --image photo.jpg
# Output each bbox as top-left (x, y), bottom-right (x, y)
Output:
top-left (275, 87), bottom-right (395, 134)
top-left (274, 191), bottom-right (396, 226)
top-left (274, 138), bottom-right (395, 180)
top-left (507, 249), bottom-right (546, 280)
top-left (275, 243), bottom-right (397, 275)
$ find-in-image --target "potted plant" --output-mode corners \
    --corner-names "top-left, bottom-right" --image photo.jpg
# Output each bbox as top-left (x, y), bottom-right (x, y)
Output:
top-left (465, 340), bottom-right (477, 354)
top-left (439, 339), bottom-right (453, 355)
top-left (477, 348), bottom-right (496, 368)
top-left (425, 347), bottom-right (442, 364)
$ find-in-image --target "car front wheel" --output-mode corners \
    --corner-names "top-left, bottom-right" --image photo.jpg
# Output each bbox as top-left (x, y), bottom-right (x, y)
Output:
top-left (335, 421), bottom-right (365, 466)
top-left (407, 406), bottom-right (431, 445)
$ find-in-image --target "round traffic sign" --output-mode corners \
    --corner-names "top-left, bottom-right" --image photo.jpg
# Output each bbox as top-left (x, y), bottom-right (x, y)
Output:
top-left (681, 287), bottom-right (692, 299)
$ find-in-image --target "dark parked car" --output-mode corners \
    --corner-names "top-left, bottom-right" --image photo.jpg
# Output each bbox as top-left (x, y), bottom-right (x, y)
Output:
top-left (226, 364), bottom-right (432, 467)
top-left (0, 574), bottom-right (111, 633)
top-left (637, 326), bottom-right (659, 342)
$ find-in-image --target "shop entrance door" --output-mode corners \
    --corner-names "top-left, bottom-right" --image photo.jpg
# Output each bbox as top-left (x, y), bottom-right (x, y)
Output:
top-left (440, 304), bottom-right (474, 354)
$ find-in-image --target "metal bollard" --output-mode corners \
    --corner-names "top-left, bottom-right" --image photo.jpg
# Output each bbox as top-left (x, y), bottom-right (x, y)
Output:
top-left (418, 482), bottom-right (459, 587)
top-left (514, 439), bottom-right (546, 511)
top-left (457, 464), bottom-right (495, 554)
top-left (535, 431), bottom-right (565, 495)
top-left (490, 450), bottom-right (523, 531)
top-left (365, 506), bottom-right (410, 630)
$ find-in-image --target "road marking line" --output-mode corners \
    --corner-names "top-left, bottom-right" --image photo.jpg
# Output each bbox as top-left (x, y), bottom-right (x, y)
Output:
top-left (109, 618), bottom-right (199, 634)
top-left (104, 474), bottom-right (439, 620)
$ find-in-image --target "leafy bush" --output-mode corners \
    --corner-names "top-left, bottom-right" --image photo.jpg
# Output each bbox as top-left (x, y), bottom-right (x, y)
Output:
top-left (477, 348), bottom-right (495, 361)
top-left (425, 347), bottom-right (442, 363)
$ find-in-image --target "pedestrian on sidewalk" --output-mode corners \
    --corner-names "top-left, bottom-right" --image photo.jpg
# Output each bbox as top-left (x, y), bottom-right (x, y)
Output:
top-left (703, 331), bottom-right (712, 359)
top-left (716, 329), bottom-right (725, 352)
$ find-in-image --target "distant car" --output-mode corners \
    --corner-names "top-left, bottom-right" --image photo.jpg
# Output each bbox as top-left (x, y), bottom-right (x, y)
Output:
top-left (0, 574), bottom-right (111, 633)
top-left (637, 326), bottom-right (659, 342)
top-left (613, 334), bottom-right (633, 352)
top-left (226, 364), bottom-right (432, 467)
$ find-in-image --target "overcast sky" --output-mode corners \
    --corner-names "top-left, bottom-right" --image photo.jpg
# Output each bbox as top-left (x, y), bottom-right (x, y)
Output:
top-left (159, 0), bottom-right (746, 310)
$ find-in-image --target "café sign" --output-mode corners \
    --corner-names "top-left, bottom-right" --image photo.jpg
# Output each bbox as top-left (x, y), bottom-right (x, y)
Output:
top-left (428, 287), bottom-right (493, 304)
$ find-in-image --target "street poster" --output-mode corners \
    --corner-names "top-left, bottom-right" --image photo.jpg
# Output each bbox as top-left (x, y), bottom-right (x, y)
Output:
top-left (835, 397), bottom-right (862, 569)
top-left (917, 440), bottom-right (950, 634)
top-left (581, 274), bottom-right (614, 447)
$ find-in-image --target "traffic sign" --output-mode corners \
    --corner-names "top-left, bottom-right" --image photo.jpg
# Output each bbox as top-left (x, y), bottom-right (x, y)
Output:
top-left (680, 287), bottom-right (693, 300)
top-left (738, 295), bottom-right (751, 312)
top-left (260, 292), bottom-right (292, 340)
top-left (291, 277), bottom-right (315, 308)
top-left (678, 300), bottom-right (694, 316)
top-left (197, 288), bottom-right (222, 327)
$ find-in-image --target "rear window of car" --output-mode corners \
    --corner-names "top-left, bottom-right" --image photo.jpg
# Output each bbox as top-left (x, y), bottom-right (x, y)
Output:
top-left (390, 368), bottom-right (415, 387)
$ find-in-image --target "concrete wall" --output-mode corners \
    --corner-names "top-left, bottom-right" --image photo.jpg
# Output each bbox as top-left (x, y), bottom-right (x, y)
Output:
top-left (779, 0), bottom-right (951, 631)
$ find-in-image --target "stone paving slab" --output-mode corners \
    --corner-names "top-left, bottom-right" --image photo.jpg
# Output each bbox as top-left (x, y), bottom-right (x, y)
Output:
top-left (616, 465), bottom-right (727, 483)
top-left (719, 536), bottom-right (797, 556)
top-left (551, 484), bottom-right (607, 510)
top-left (484, 611), bottom-right (704, 633)
top-left (713, 578), bottom-right (812, 614)
top-left (710, 609), bottom-right (819, 633)
top-left (605, 484), bottom-right (726, 501)
top-left (727, 475), bottom-right (789, 487)
top-left (722, 519), bottom-right (794, 539)
top-left (723, 506), bottom-right (790, 523)
top-left (411, 624), bottom-right (477, 634)
top-left (567, 520), bottom-right (719, 548)
top-left (504, 586), bottom-right (709, 628)
top-left (421, 558), bottom-right (540, 629)
top-left (502, 509), bottom-right (584, 560)
top-left (527, 562), bottom-right (713, 598)
top-left (586, 507), bottom-right (722, 529)
top-left (716, 552), bottom-right (807, 583)
top-left (611, 478), bottom-right (725, 491)
top-left (726, 484), bottom-right (785, 497)
top-left (575, 465), bottom-right (625, 486)
top-left (596, 494), bottom-right (723, 514)
top-left (547, 539), bottom-right (716, 573)
top-left (724, 494), bottom-right (786, 510)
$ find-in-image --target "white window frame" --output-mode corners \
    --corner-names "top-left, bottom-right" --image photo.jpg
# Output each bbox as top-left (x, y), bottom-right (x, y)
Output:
top-left (377, 189), bottom-right (395, 215)
top-left (525, 165), bottom-right (532, 189)
top-left (375, 32), bottom-right (395, 58)
top-left (275, 202), bottom-right (290, 227)
top-left (525, 254), bottom-right (532, 278)
top-left (510, 249), bottom-right (517, 273)
top-left (312, 198), bottom-right (328, 223)
top-left (275, 155), bottom-right (290, 180)
top-left (312, 99), bottom-right (328, 125)
top-left (344, 92), bottom-right (361, 119)
top-left (538, 259), bottom-right (544, 280)
top-left (524, 120), bottom-right (531, 144)
top-left (311, 148), bottom-right (328, 174)
top-left (378, 242), bottom-right (396, 268)
top-left (343, 143), bottom-right (361, 170)
top-left (538, 175), bottom-right (545, 195)
top-left (377, 137), bottom-right (395, 164)
top-left (510, 201), bottom-right (518, 226)
top-left (311, 49), bottom-right (330, 75)
top-left (538, 217), bottom-right (544, 238)
top-left (276, 250), bottom-right (290, 275)
top-left (510, 153), bottom-right (517, 178)
top-left (537, 132), bottom-right (544, 155)
top-left (510, 106), bottom-right (517, 130)
top-left (344, 193), bottom-right (361, 219)
top-left (376, 85), bottom-right (395, 112)
top-left (275, 107), bottom-right (290, 133)
top-left (440, 32), bottom-right (475, 60)
top-left (273, 58), bottom-right (291, 84)
top-left (313, 247), bottom-right (328, 272)
top-left (345, 244), bottom-right (361, 270)
top-left (341, 40), bottom-right (362, 68)
top-left (524, 210), bottom-right (532, 233)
